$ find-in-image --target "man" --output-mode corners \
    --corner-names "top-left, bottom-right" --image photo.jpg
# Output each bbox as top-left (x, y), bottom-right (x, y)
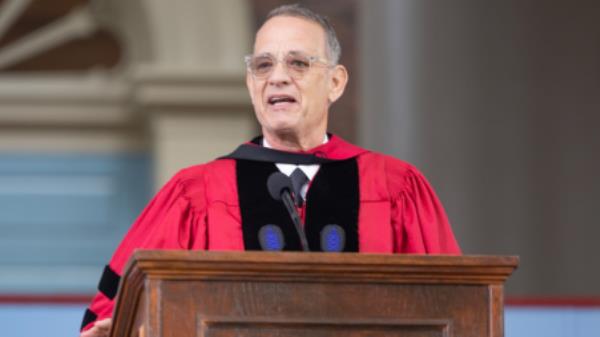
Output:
top-left (80, 4), bottom-right (460, 337)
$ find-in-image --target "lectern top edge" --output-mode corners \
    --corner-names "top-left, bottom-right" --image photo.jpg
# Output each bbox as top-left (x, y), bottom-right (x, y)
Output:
top-left (130, 249), bottom-right (519, 267)
top-left (122, 250), bottom-right (518, 286)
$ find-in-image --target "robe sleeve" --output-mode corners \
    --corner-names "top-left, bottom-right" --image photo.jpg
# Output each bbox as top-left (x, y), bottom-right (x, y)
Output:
top-left (80, 168), bottom-right (207, 332)
top-left (391, 166), bottom-right (461, 254)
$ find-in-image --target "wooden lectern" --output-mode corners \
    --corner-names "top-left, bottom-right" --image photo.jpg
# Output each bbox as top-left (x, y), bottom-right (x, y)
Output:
top-left (110, 251), bottom-right (518, 337)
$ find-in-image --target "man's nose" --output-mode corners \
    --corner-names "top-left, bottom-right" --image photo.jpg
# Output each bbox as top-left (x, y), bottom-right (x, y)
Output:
top-left (268, 60), bottom-right (291, 86)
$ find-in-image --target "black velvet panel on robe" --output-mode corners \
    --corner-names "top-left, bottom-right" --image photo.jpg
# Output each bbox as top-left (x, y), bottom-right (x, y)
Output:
top-left (236, 159), bottom-right (359, 252)
top-left (304, 159), bottom-right (359, 252)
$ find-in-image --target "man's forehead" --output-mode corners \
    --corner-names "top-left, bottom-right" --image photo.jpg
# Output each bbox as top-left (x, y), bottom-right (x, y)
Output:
top-left (254, 50), bottom-right (312, 58)
top-left (253, 16), bottom-right (327, 55)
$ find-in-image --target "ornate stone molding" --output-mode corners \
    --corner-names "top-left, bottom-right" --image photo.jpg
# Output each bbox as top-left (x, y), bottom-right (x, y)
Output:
top-left (132, 67), bottom-right (249, 110)
top-left (0, 73), bottom-right (130, 126)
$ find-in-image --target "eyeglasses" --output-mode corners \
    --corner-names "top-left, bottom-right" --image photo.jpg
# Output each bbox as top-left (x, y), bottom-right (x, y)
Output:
top-left (244, 51), bottom-right (332, 80)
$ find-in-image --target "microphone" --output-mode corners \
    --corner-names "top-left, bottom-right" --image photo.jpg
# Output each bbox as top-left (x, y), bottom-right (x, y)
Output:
top-left (267, 172), bottom-right (310, 251)
top-left (320, 224), bottom-right (345, 252)
top-left (258, 224), bottom-right (285, 251)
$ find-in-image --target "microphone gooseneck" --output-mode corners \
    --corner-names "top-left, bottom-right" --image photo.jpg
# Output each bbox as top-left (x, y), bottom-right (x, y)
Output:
top-left (267, 172), bottom-right (310, 251)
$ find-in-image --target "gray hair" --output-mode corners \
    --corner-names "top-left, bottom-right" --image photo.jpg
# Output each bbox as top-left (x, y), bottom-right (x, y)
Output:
top-left (265, 4), bottom-right (342, 65)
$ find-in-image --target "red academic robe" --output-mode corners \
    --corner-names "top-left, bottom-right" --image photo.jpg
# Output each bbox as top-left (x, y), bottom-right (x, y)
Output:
top-left (81, 135), bottom-right (460, 331)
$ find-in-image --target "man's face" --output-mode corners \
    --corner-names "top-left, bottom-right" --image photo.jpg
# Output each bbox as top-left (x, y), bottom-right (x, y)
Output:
top-left (246, 16), bottom-right (347, 140)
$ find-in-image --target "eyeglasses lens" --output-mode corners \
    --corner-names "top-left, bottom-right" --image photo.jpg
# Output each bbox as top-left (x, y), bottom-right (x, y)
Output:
top-left (249, 53), bottom-right (312, 79)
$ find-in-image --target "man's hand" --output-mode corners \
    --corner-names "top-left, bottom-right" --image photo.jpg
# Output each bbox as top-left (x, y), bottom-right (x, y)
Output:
top-left (79, 318), bottom-right (112, 337)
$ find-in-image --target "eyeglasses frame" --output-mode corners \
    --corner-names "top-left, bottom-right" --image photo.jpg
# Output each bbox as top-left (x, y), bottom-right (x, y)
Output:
top-left (244, 51), bottom-right (333, 80)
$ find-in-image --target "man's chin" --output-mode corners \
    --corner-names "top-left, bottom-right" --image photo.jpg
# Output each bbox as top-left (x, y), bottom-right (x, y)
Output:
top-left (268, 125), bottom-right (298, 135)
top-left (263, 116), bottom-right (301, 131)
top-left (263, 123), bottom-right (300, 137)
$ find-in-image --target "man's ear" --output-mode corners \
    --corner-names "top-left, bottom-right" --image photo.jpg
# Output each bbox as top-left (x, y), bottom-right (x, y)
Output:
top-left (328, 64), bottom-right (349, 104)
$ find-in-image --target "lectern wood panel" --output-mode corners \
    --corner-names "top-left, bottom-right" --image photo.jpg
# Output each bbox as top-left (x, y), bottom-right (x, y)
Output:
top-left (110, 251), bottom-right (518, 337)
top-left (200, 319), bottom-right (449, 337)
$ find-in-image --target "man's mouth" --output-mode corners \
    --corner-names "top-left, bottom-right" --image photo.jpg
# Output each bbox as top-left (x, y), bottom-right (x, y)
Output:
top-left (268, 95), bottom-right (297, 106)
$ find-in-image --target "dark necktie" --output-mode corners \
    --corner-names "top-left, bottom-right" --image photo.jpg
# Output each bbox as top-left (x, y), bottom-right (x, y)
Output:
top-left (290, 168), bottom-right (309, 206)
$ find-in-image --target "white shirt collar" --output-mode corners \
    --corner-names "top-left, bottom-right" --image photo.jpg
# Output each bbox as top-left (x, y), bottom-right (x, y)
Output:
top-left (262, 135), bottom-right (328, 181)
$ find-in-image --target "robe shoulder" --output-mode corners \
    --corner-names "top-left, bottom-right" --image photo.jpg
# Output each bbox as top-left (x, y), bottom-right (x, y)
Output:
top-left (356, 151), bottom-right (423, 200)
top-left (168, 158), bottom-right (238, 210)
top-left (356, 151), bottom-right (461, 255)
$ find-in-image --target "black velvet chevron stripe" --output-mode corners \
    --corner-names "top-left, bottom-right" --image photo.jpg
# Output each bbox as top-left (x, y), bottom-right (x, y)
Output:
top-left (221, 135), bottom-right (348, 165)
top-left (222, 143), bottom-right (336, 165)
top-left (98, 265), bottom-right (120, 300)
top-left (80, 308), bottom-right (97, 330)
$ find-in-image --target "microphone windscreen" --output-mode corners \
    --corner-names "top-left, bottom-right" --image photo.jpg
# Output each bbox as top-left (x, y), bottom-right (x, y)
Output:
top-left (258, 224), bottom-right (285, 251)
top-left (321, 224), bottom-right (346, 252)
top-left (267, 172), bottom-right (292, 201)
